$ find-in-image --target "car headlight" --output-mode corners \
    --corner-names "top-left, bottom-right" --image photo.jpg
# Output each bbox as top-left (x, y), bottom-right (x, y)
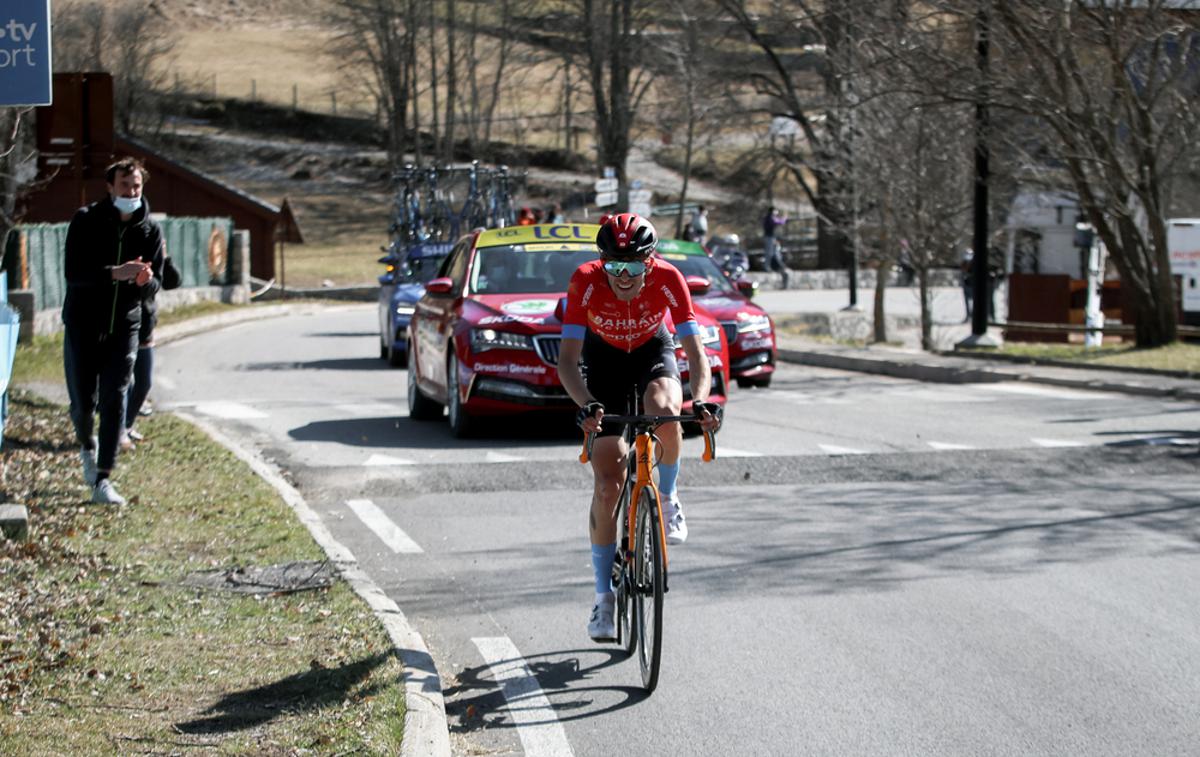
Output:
top-left (736, 314), bottom-right (771, 333)
top-left (470, 328), bottom-right (533, 353)
top-left (674, 324), bottom-right (722, 349)
top-left (395, 304), bottom-right (416, 316)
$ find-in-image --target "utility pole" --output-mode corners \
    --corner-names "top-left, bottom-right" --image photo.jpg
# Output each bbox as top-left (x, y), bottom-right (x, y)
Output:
top-left (958, 0), bottom-right (1002, 349)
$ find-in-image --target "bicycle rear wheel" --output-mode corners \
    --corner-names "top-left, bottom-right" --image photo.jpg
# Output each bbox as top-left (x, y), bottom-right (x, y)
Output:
top-left (633, 486), bottom-right (665, 692)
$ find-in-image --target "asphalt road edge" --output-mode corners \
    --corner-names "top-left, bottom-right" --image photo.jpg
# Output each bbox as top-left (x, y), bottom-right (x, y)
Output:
top-left (176, 411), bottom-right (452, 757)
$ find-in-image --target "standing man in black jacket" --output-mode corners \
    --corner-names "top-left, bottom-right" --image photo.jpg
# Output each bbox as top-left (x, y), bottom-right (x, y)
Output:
top-left (62, 157), bottom-right (164, 505)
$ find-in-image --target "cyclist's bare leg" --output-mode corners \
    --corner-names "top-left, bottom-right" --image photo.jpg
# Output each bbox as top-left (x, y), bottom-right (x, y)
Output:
top-left (643, 377), bottom-right (683, 465)
top-left (589, 435), bottom-right (627, 545)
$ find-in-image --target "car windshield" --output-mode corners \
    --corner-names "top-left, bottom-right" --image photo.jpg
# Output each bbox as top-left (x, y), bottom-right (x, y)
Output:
top-left (471, 244), bottom-right (599, 294)
top-left (398, 255), bottom-right (447, 283)
top-left (659, 253), bottom-right (737, 294)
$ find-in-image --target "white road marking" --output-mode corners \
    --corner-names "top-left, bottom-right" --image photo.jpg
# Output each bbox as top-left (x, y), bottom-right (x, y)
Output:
top-left (346, 499), bottom-right (423, 554)
top-left (717, 446), bottom-right (764, 457)
top-left (363, 453), bottom-right (418, 466)
top-left (819, 444), bottom-right (867, 455)
top-left (1031, 437), bottom-right (1088, 448)
top-left (336, 402), bottom-right (401, 417)
top-left (974, 383), bottom-right (1117, 400)
top-left (485, 451), bottom-right (526, 463)
top-left (192, 401), bottom-right (268, 419)
top-left (927, 441), bottom-right (976, 451)
top-left (471, 637), bottom-right (574, 757)
top-left (763, 389), bottom-right (851, 405)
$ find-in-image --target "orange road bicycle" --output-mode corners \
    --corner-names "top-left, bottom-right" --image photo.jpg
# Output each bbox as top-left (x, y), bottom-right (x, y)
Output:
top-left (579, 408), bottom-right (717, 693)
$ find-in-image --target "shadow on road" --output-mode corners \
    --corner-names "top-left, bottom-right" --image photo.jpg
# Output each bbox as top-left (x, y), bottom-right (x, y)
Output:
top-left (445, 647), bottom-right (648, 735)
top-left (288, 413), bottom-right (578, 450)
top-left (236, 357), bottom-right (390, 372)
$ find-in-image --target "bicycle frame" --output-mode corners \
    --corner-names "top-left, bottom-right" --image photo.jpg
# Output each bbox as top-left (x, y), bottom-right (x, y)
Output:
top-left (579, 416), bottom-right (717, 572)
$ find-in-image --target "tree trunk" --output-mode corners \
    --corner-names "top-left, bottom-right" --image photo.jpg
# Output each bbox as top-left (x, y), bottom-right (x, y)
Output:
top-left (428, 0), bottom-right (440, 159)
top-left (443, 0), bottom-right (458, 162)
top-left (919, 267), bottom-right (933, 351)
top-left (873, 261), bottom-right (887, 343)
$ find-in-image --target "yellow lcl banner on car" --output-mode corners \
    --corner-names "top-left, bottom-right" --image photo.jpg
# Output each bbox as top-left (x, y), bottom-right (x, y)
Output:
top-left (476, 224), bottom-right (601, 248)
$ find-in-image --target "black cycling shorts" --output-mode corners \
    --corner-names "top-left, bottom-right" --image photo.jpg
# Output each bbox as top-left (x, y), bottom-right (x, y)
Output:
top-left (582, 324), bottom-right (680, 438)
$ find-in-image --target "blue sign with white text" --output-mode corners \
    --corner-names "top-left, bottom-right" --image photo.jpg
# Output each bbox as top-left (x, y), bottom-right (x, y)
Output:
top-left (0, 0), bottom-right (52, 106)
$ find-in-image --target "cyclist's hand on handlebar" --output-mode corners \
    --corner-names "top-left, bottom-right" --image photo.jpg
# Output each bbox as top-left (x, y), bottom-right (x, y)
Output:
top-left (576, 401), bottom-right (605, 434)
top-left (693, 401), bottom-right (723, 432)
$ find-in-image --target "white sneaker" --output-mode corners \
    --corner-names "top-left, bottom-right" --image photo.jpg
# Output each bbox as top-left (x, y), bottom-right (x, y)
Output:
top-left (588, 594), bottom-right (616, 642)
top-left (79, 443), bottom-right (98, 486)
top-left (665, 496), bottom-right (688, 545)
top-left (127, 427), bottom-right (145, 442)
top-left (92, 479), bottom-right (127, 506)
top-left (119, 429), bottom-right (135, 452)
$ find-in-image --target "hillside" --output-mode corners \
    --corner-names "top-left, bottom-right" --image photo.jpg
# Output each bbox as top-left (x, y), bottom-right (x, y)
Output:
top-left (137, 0), bottom-right (756, 287)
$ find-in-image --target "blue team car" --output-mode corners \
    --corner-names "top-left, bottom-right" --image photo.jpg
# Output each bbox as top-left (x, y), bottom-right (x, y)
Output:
top-left (378, 241), bottom-right (454, 366)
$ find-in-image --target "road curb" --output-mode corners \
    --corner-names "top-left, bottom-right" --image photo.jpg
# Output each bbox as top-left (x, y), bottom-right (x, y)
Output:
top-left (776, 348), bottom-right (1012, 384)
top-left (177, 412), bottom-right (452, 757)
top-left (776, 348), bottom-right (1200, 401)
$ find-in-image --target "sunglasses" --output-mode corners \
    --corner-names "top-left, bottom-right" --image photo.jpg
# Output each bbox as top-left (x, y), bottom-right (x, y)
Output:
top-left (602, 259), bottom-right (647, 277)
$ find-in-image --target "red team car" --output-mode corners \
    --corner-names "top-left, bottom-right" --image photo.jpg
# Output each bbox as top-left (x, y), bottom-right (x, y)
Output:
top-left (655, 238), bottom-right (777, 388)
top-left (406, 224), bottom-right (730, 436)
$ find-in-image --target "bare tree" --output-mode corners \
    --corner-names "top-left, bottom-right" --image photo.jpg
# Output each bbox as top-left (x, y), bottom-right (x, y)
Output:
top-left (718, 0), bottom-right (865, 270)
top-left (580, 0), bottom-right (657, 208)
top-left (51, 0), bottom-right (177, 136)
top-left (979, 1), bottom-right (1200, 346)
top-left (328, 0), bottom-right (417, 170)
top-left (0, 109), bottom-right (34, 257)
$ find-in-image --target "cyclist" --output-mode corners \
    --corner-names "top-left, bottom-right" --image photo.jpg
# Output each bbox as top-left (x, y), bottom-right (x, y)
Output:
top-left (558, 213), bottom-right (722, 642)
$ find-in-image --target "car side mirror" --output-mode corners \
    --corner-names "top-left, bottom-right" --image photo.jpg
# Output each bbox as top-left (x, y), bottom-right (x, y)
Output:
top-left (425, 277), bottom-right (455, 296)
top-left (685, 275), bottom-right (711, 295)
top-left (736, 279), bottom-right (759, 298)
top-left (554, 296), bottom-right (568, 322)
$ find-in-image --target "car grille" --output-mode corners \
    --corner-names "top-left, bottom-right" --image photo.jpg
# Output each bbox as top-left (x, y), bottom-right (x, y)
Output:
top-left (720, 320), bottom-right (738, 344)
top-left (533, 334), bottom-right (561, 366)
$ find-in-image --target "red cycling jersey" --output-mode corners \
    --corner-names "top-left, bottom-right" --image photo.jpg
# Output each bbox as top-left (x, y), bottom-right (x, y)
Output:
top-left (562, 258), bottom-right (699, 351)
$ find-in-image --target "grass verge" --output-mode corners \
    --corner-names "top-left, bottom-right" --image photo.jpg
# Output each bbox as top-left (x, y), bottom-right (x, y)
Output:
top-left (997, 341), bottom-right (1200, 374)
top-left (0, 390), bottom-right (405, 754)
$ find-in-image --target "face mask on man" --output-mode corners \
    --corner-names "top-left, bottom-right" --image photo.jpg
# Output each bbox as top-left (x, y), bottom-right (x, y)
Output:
top-left (112, 196), bottom-right (142, 215)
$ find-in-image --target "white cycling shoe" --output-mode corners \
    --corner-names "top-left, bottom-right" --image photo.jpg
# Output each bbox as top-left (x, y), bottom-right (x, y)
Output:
top-left (588, 593), bottom-right (616, 642)
top-left (665, 496), bottom-right (688, 545)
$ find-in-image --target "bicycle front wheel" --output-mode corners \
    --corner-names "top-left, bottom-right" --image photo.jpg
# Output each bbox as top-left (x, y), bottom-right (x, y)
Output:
top-left (633, 486), bottom-right (665, 692)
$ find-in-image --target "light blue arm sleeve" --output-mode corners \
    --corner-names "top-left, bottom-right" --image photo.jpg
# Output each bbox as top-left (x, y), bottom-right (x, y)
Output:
top-left (675, 321), bottom-right (700, 338)
top-left (562, 324), bottom-right (586, 340)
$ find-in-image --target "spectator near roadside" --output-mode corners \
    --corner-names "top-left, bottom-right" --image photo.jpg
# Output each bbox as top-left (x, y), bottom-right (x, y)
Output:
top-left (63, 157), bottom-right (165, 505)
top-left (762, 206), bottom-right (789, 288)
top-left (688, 205), bottom-right (708, 247)
top-left (122, 252), bottom-right (182, 450)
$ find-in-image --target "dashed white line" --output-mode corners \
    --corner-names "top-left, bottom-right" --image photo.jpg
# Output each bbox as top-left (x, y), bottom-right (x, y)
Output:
top-left (927, 441), bottom-right (976, 451)
top-left (363, 453), bottom-right (418, 466)
top-left (471, 637), bottom-right (574, 757)
top-left (346, 499), bottom-right (423, 554)
top-left (192, 401), bottom-right (268, 419)
top-left (975, 383), bottom-right (1117, 400)
top-left (1031, 437), bottom-right (1088, 448)
top-left (485, 451), bottom-right (526, 463)
top-left (336, 402), bottom-right (402, 417)
top-left (716, 446), bottom-right (764, 457)
top-left (819, 444), bottom-right (867, 455)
